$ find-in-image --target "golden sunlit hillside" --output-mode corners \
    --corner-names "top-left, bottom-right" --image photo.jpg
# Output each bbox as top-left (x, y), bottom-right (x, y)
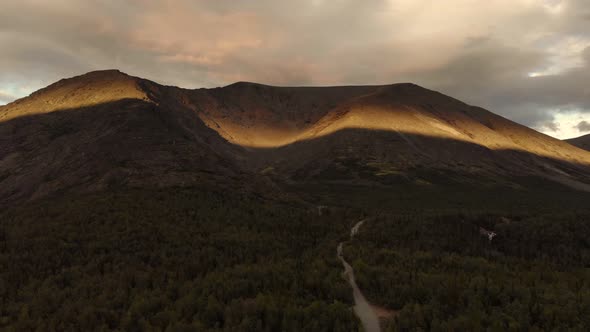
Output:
top-left (2, 70), bottom-right (590, 205)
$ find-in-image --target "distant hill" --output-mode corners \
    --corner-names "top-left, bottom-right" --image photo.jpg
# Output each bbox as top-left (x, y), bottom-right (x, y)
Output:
top-left (566, 133), bottom-right (590, 151)
top-left (1, 69), bottom-right (590, 205)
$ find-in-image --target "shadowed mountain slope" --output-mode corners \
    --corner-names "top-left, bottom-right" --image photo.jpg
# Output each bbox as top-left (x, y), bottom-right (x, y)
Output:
top-left (0, 71), bottom-right (250, 204)
top-left (1, 70), bottom-right (590, 204)
top-left (567, 134), bottom-right (590, 151)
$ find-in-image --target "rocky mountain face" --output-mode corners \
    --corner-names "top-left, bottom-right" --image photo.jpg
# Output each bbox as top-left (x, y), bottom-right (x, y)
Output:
top-left (1, 70), bottom-right (590, 204)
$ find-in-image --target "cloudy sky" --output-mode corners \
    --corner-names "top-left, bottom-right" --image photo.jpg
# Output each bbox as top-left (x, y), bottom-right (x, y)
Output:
top-left (1, 0), bottom-right (589, 139)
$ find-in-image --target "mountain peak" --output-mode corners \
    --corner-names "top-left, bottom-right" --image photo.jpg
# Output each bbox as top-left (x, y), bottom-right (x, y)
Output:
top-left (79, 68), bottom-right (125, 75)
top-left (227, 81), bottom-right (267, 86)
top-left (1, 69), bottom-right (148, 121)
top-left (36, 69), bottom-right (133, 91)
top-left (41, 69), bottom-right (134, 90)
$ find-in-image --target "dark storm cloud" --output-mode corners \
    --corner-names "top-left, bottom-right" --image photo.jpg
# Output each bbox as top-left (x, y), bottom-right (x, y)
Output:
top-left (576, 121), bottom-right (590, 132)
top-left (1, 0), bottom-right (589, 136)
top-left (544, 122), bottom-right (561, 132)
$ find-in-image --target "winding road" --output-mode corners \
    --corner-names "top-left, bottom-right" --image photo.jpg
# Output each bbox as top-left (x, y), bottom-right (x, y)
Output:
top-left (337, 220), bottom-right (381, 332)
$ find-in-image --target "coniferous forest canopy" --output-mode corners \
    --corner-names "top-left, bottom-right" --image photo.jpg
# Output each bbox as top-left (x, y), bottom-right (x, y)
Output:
top-left (0, 187), bottom-right (360, 331)
top-left (1, 183), bottom-right (590, 331)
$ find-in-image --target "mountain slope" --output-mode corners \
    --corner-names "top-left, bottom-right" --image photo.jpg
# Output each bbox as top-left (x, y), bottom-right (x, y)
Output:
top-left (199, 82), bottom-right (590, 164)
top-left (567, 134), bottom-right (590, 151)
top-left (183, 82), bottom-right (590, 189)
top-left (1, 70), bottom-right (590, 205)
top-left (0, 70), bottom-right (247, 204)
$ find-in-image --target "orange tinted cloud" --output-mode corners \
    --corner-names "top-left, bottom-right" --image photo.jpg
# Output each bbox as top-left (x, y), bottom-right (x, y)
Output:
top-left (129, 2), bottom-right (266, 67)
top-left (0, 0), bottom-right (589, 134)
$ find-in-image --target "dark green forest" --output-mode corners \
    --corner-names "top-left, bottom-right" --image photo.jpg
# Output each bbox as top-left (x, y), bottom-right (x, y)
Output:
top-left (345, 213), bottom-right (590, 331)
top-left (0, 188), bottom-right (360, 331)
top-left (2, 183), bottom-right (590, 331)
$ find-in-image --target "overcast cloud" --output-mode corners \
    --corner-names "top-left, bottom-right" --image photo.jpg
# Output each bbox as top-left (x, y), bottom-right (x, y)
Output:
top-left (0, 0), bottom-right (588, 138)
top-left (576, 120), bottom-right (590, 132)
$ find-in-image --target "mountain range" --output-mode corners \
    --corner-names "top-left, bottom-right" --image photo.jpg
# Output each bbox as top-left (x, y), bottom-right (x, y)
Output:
top-left (1, 69), bottom-right (590, 205)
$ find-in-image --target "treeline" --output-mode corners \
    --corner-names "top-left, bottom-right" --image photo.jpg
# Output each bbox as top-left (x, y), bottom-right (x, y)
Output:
top-left (0, 188), bottom-right (359, 331)
top-left (345, 214), bottom-right (590, 331)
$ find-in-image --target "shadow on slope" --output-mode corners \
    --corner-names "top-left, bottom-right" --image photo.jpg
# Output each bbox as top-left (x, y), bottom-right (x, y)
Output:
top-left (1, 99), bottom-right (590, 207)
top-left (567, 133), bottom-right (590, 151)
top-left (0, 98), bottom-right (251, 205)
top-left (248, 128), bottom-right (590, 190)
